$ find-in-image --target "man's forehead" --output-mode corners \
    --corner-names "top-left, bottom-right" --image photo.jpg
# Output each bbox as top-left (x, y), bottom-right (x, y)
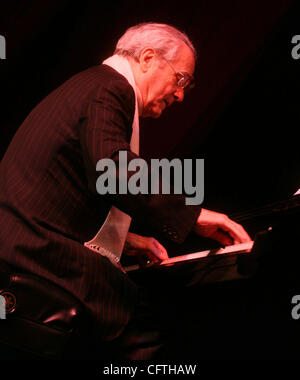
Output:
top-left (175, 44), bottom-right (195, 73)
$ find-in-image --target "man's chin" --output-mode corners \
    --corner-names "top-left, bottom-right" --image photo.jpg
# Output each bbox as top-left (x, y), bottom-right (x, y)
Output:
top-left (142, 110), bottom-right (162, 119)
top-left (152, 112), bottom-right (162, 119)
top-left (150, 106), bottom-right (163, 118)
top-left (142, 104), bottom-right (164, 118)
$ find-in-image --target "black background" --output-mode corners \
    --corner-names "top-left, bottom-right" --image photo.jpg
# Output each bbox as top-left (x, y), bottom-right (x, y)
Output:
top-left (1, 0), bottom-right (300, 244)
top-left (1, 0), bottom-right (300, 362)
top-left (1, 0), bottom-right (299, 219)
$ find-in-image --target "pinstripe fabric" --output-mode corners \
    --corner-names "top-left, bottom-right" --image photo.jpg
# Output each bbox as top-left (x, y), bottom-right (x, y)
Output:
top-left (0, 64), bottom-right (201, 341)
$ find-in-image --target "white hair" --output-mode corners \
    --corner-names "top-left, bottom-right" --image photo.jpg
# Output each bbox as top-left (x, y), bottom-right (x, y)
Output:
top-left (114, 22), bottom-right (196, 63)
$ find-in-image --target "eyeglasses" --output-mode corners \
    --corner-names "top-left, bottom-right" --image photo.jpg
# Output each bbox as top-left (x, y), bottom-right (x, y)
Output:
top-left (160, 55), bottom-right (195, 92)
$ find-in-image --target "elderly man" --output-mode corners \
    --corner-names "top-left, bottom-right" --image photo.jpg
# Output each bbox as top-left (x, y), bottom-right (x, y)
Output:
top-left (0, 23), bottom-right (250, 359)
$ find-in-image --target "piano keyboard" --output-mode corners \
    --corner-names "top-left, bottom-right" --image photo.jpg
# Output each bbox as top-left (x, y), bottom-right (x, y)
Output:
top-left (124, 240), bottom-right (254, 272)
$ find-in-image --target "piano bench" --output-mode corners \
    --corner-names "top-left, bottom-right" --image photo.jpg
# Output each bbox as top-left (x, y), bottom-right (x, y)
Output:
top-left (0, 259), bottom-right (92, 360)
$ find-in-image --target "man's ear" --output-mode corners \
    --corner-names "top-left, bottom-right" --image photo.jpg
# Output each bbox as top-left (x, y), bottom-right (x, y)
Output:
top-left (139, 48), bottom-right (156, 72)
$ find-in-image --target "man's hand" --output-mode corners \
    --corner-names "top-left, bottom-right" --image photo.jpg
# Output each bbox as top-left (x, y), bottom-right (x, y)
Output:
top-left (124, 232), bottom-right (168, 267)
top-left (193, 208), bottom-right (252, 246)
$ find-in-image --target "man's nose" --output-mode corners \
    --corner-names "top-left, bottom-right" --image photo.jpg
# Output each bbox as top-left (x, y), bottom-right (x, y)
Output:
top-left (174, 87), bottom-right (184, 102)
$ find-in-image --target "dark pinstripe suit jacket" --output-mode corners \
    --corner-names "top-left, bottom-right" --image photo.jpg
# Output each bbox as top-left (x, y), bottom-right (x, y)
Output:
top-left (0, 65), bottom-right (201, 340)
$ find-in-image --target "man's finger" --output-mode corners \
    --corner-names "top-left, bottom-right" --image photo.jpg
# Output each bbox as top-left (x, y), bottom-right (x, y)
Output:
top-left (220, 218), bottom-right (252, 244)
top-left (211, 230), bottom-right (233, 246)
top-left (137, 252), bottom-right (160, 268)
top-left (150, 238), bottom-right (169, 260)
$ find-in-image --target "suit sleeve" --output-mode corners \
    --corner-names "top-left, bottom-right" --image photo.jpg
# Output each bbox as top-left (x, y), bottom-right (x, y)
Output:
top-left (79, 77), bottom-right (201, 244)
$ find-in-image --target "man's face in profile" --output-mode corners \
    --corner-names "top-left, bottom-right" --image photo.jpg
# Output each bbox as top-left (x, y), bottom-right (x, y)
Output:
top-left (140, 43), bottom-right (195, 119)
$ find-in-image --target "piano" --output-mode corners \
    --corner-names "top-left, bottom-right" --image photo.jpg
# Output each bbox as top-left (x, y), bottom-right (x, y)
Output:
top-left (124, 240), bottom-right (254, 272)
top-left (123, 195), bottom-right (300, 359)
top-left (125, 194), bottom-right (300, 280)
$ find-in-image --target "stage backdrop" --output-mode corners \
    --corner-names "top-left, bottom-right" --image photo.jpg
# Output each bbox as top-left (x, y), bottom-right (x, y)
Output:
top-left (0, 0), bottom-right (298, 212)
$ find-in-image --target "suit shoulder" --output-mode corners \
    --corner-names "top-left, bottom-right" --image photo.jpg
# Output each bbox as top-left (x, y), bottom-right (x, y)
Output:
top-left (67, 65), bottom-right (135, 110)
top-left (73, 65), bottom-right (134, 95)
